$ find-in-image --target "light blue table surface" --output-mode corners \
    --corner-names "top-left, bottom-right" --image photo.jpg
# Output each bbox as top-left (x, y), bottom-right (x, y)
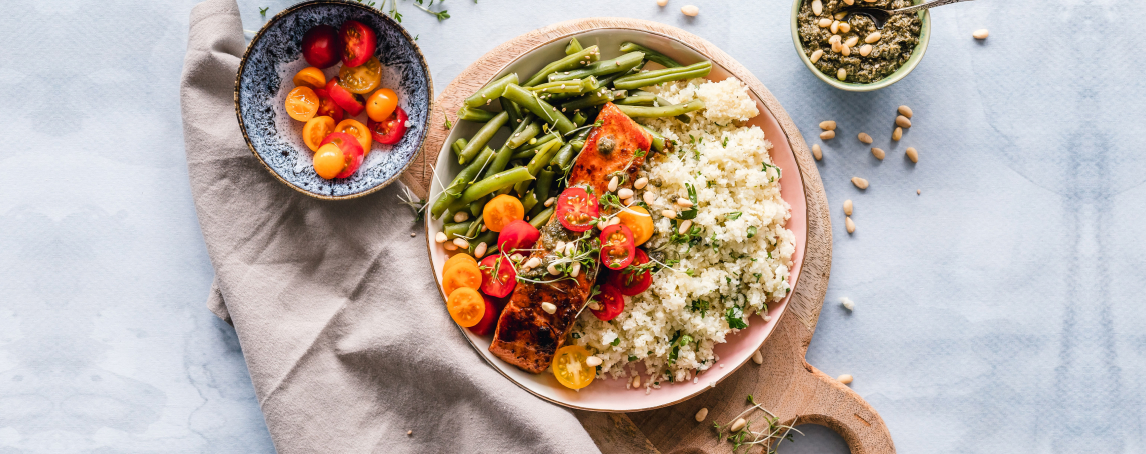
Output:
top-left (3, 0), bottom-right (1142, 452)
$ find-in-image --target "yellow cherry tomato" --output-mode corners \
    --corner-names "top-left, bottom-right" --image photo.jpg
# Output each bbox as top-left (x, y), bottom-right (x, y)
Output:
top-left (301, 116), bottom-right (336, 152)
top-left (616, 205), bottom-right (654, 246)
top-left (446, 287), bottom-right (485, 328)
top-left (285, 86), bottom-right (320, 122)
top-left (292, 66), bottom-right (327, 89)
top-left (313, 143), bottom-right (346, 179)
top-left (442, 260), bottom-right (482, 296)
top-left (443, 253), bottom-right (477, 276)
top-left (366, 88), bottom-right (399, 122)
top-left (338, 56), bottom-right (382, 94)
top-left (552, 345), bottom-right (596, 390)
top-left (483, 194), bottom-right (525, 232)
top-left (335, 119), bottom-right (372, 155)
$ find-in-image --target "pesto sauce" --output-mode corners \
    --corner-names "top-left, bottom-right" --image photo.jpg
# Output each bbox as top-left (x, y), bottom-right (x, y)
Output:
top-left (798, 0), bottom-right (922, 84)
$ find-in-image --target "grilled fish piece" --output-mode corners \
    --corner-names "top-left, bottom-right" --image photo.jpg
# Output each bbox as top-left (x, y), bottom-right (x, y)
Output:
top-left (489, 103), bottom-right (652, 374)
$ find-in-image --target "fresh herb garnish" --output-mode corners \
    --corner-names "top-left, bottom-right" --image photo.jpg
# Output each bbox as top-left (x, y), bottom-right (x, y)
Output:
top-left (259, 6), bottom-right (269, 17)
top-left (444, 114), bottom-right (452, 129)
top-left (610, 337), bottom-right (621, 346)
top-left (726, 211), bottom-right (742, 220)
top-left (726, 305), bottom-right (748, 329)
top-left (747, 226), bottom-right (757, 238)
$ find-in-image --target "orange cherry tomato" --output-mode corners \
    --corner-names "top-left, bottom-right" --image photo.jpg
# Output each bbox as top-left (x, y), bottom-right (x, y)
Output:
top-left (335, 119), bottom-right (372, 155)
top-left (313, 143), bottom-right (345, 179)
top-left (442, 261), bottom-right (482, 296)
top-left (616, 205), bottom-right (654, 246)
top-left (365, 88), bottom-right (398, 122)
top-left (338, 56), bottom-right (382, 94)
top-left (446, 287), bottom-right (486, 328)
top-left (302, 116), bottom-right (336, 152)
top-left (483, 194), bottom-right (525, 232)
top-left (443, 253), bottom-right (478, 276)
top-left (318, 131), bottom-right (365, 179)
top-left (553, 345), bottom-right (596, 390)
top-left (292, 66), bottom-right (327, 89)
top-left (284, 86), bottom-right (319, 122)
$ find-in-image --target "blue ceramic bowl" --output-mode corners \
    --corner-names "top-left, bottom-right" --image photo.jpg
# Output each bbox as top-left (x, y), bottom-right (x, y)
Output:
top-left (235, 0), bottom-right (432, 200)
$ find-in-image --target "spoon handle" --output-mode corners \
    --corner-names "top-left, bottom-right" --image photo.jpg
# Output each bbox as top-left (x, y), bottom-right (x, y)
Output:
top-left (893, 0), bottom-right (975, 15)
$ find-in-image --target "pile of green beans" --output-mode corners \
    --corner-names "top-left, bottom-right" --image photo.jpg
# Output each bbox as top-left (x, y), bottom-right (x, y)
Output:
top-left (432, 36), bottom-right (714, 254)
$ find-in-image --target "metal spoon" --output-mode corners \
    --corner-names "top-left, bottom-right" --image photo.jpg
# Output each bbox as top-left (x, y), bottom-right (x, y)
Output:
top-left (843, 0), bottom-right (975, 29)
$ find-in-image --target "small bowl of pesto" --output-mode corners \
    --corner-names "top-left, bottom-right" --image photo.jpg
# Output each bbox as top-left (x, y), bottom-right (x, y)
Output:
top-left (791, 0), bottom-right (931, 91)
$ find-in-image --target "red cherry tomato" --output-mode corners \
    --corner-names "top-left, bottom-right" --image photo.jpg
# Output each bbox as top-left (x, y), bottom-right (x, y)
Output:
top-left (368, 106), bottom-right (408, 145)
top-left (340, 20), bottom-right (377, 68)
top-left (327, 77), bottom-right (365, 116)
top-left (479, 254), bottom-right (516, 299)
top-left (496, 220), bottom-right (541, 253)
top-left (589, 284), bottom-right (625, 321)
top-left (467, 294), bottom-right (501, 336)
top-left (555, 188), bottom-right (600, 232)
top-left (301, 25), bottom-right (342, 69)
top-left (599, 224), bottom-right (636, 270)
top-left (607, 249), bottom-right (652, 296)
top-left (313, 88), bottom-right (344, 123)
top-left (319, 131), bottom-right (364, 178)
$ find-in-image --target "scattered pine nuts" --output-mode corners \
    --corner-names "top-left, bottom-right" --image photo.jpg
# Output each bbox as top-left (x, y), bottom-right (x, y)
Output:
top-left (838, 374), bottom-right (854, 384)
top-left (840, 297), bottom-right (855, 310)
top-left (820, 130), bottom-right (836, 140)
top-left (831, 40), bottom-right (843, 53)
top-left (846, 216), bottom-right (856, 233)
top-left (844, 0), bottom-right (854, 4)
top-left (839, 22), bottom-right (851, 33)
top-left (681, 4), bottom-right (699, 16)
top-left (453, 211), bottom-right (469, 223)
top-left (410, 232), bottom-right (416, 237)
top-left (541, 302), bottom-right (557, 314)
top-left (892, 126), bottom-right (903, 141)
top-left (829, 34), bottom-right (842, 45)
top-left (662, 209), bottom-right (677, 219)
top-left (634, 177), bottom-right (649, 189)
top-left (819, 120), bottom-right (836, 130)
top-left (973, 28), bottom-right (989, 40)
top-left (812, 0), bottom-right (823, 15)
top-left (895, 115), bottom-right (912, 128)
top-left (819, 18), bottom-right (832, 28)
top-left (898, 105), bottom-right (913, 118)
top-left (586, 356), bottom-right (603, 367)
top-left (622, 197), bottom-right (634, 206)
top-left (632, 375), bottom-right (641, 388)
top-left (676, 197), bottom-right (694, 207)
top-left (830, 20), bottom-right (840, 34)
top-left (524, 257), bottom-right (542, 269)
top-left (618, 188), bottom-right (634, 199)
top-left (917, 189), bottom-right (921, 195)
top-left (841, 45), bottom-right (851, 57)
top-left (858, 132), bottom-right (873, 144)
top-left (453, 238), bottom-right (470, 249)
top-left (657, 0), bottom-right (668, 6)
top-left (544, 197), bottom-right (556, 207)
top-left (730, 418), bottom-right (747, 433)
top-left (844, 36), bottom-right (859, 47)
top-left (834, 11), bottom-right (847, 19)
top-left (643, 191), bottom-right (657, 204)
top-left (837, 68), bottom-right (847, 81)
top-left (695, 408), bottom-right (709, 422)
top-left (547, 262), bottom-right (560, 275)
top-left (608, 216), bottom-right (622, 226)
top-left (571, 262), bottom-right (581, 277)
top-left (443, 242), bottom-right (458, 251)
top-left (474, 242), bottom-right (488, 259)
top-left (859, 44), bottom-right (873, 56)
top-left (812, 144), bottom-right (823, 160)
top-left (906, 147), bottom-right (919, 163)
top-left (752, 350), bottom-right (763, 365)
top-left (871, 147), bottom-right (885, 160)
top-left (678, 219), bottom-right (693, 235)
top-left (408, 430), bottom-right (413, 436)
top-left (843, 199), bottom-right (853, 216)
top-left (435, 231), bottom-right (448, 243)
top-left (608, 176), bottom-right (619, 192)
top-left (865, 31), bottom-right (882, 43)
top-left (810, 49), bottom-right (824, 63)
top-left (851, 177), bottom-right (869, 189)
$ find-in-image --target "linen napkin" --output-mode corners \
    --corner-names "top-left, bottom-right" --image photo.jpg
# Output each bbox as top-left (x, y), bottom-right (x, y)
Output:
top-left (179, 0), bottom-right (600, 451)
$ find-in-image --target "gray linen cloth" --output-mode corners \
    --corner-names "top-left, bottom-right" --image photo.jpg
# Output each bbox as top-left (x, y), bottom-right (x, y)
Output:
top-left (179, 0), bottom-right (600, 451)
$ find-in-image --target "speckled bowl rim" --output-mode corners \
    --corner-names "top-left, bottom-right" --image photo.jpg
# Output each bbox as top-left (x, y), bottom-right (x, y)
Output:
top-left (233, 0), bottom-right (433, 201)
top-left (790, 0), bottom-right (931, 92)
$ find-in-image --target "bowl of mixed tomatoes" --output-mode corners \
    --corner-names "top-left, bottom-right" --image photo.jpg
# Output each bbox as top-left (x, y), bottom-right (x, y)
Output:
top-left (235, 0), bottom-right (431, 200)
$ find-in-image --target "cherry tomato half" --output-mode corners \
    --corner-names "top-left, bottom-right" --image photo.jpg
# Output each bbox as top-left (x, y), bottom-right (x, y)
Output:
top-left (496, 220), bottom-right (540, 253)
top-left (313, 143), bottom-right (346, 180)
top-left (292, 66), bottom-right (327, 89)
top-left (589, 284), bottom-right (625, 322)
top-left (284, 86), bottom-right (319, 122)
top-left (606, 249), bottom-right (652, 296)
top-left (443, 260), bottom-right (482, 296)
top-left (616, 205), bottom-right (654, 246)
top-left (302, 25), bottom-right (342, 69)
top-left (312, 88), bottom-right (345, 123)
top-left (335, 119), bottom-right (372, 155)
top-left (443, 253), bottom-right (478, 277)
top-left (338, 57), bottom-right (382, 94)
top-left (599, 224), bottom-right (636, 270)
top-left (368, 106), bottom-right (408, 145)
top-left (555, 187), bottom-right (600, 232)
top-left (467, 294), bottom-right (501, 336)
top-left (553, 345), bottom-right (596, 390)
top-left (318, 131), bottom-right (364, 179)
top-left (479, 254), bottom-right (516, 299)
top-left (447, 287), bottom-right (485, 328)
top-left (302, 115), bottom-right (336, 152)
top-left (483, 194), bottom-right (525, 233)
top-left (366, 88), bottom-right (398, 122)
top-left (340, 20), bottom-right (377, 68)
top-left (327, 77), bottom-right (366, 116)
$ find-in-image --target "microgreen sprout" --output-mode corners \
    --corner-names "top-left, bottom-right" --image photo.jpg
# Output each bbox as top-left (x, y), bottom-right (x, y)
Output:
top-left (712, 395), bottom-right (803, 453)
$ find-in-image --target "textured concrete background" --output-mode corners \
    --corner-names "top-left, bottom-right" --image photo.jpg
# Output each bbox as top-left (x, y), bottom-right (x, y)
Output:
top-left (1, 0), bottom-right (1143, 452)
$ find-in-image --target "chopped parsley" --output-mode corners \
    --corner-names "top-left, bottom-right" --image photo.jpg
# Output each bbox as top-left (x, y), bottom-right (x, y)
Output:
top-left (610, 337), bottom-right (621, 346)
top-left (726, 211), bottom-right (742, 220)
top-left (726, 305), bottom-right (748, 329)
top-left (747, 226), bottom-right (757, 238)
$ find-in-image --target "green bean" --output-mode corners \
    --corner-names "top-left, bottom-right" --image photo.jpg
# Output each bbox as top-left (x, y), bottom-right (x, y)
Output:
top-left (521, 191), bottom-right (539, 213)
top-left (468, 230), bottom-right (498, 255)
top-left (451, 138), bottom-right (468, 159)
top-left (572, 111), bottom-right (588, 127)
top-left (502, 98), bottom-right (523, 125)
top-left (465, 215), bottom-right (484, 238)
top-left (507, 116), bottom-right (540, 149)
top-left (639, 124), bottom-right (667, 152)
top-left (553, 129), bottom-right (590, 169)
top-left (547, 52), bottom-right (645, 83)
top-left (616, 99), bottom-right (705, 118)
top-left (619, 42), bottom-right (683, 68)
top-left (430, 146), bottom-right (497, 218)
top-left (598, 65), bottom-right (642, 87)
top-left (524, 46), bottom-right (600, 87)
top-left (443, 221), bottom-right (472, 239)
top-left (502, 84), bottom-right (576, 135)
top-left (570, 139), bottom-right (586, 152)
top-left (614, 95), bottom-right (658, 106)
top-left (529, 206), bottom-right (555, 229)
top-left (534, 168), bottom-right (557, 209)
top-left (565, 37), bottom-right (583, 55)
top-left (470, 197), bottom-right (491, 217)
top-left (460, 166), bottom-right (535, 204)
top-left (559, 89), bottom-right (621, 111)
top-left (510, 131), bottom-right (560, 160)
top-left (612, 61), bottom-right (712, 90)
top-left (457, 106), bottom-right (497, 122)
top-left (465, 73), bottom-right (519, 108)
top-left (485, 144), bottom-right (514, 179)
top-left (529, 77), bottom-right (597, 95)
top-left (528, 139), bottom-right (564, 176)
top-left (458, 111), bottom-right (509, 165)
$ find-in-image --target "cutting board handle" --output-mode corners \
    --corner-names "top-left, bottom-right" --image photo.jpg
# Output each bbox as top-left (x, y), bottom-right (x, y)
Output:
top-left (786, 363), bottom-right (896, 454)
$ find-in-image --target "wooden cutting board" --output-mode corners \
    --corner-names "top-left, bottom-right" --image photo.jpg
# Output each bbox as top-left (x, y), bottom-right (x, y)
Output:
top-left (403, 17), bottom-right (895, 454)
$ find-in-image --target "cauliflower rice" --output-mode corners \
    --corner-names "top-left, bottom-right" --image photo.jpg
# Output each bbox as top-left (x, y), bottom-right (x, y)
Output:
top-left (569, 77), bottom-right (795, 389)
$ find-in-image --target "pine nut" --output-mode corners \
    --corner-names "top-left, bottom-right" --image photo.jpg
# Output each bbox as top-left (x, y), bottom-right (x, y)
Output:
top-left (634, 177), bottom-right (648, 189)
top-left (586, 356), bottom-right (603, 367)
top-left (695, 408), bottom-right (709, 422)
top-left (906, 147), bottom-right (919, 163)
top-left (565, 243), bottom-right (576, 256)
top-left (858, 132), bottom-right (873, 144)
top-left (541, 302), bottom-right (557, 314)
top-left (838, 374), bottom-right (854, 384)
top-left (597, 219), bottom-right (608, 230)
top-left (443, 242), bottom-right (458, 251)
top-left (835, 11), bottom-right (848, 19)
top-left (819, 18), bottom-right (832, 28)
top-left (547, 262), bottom-right (560, 275)
top-left (831, 41), bottom-right (843, 53)
top-left (609, 216), bottom-right (622, 226)
top-left (812, 0), bottom-right (822, 15)
top-left (865, 31), bottom-right (882, 44)
top-left (859, 44), bottom-right (873, 56)
top-left (844, 36), bottom-right (859, 47)
top-left (898, 105), bottom-right (913, 118)
top-left (662, 209), bottom-right (677, 219)
top-left (510, 253), bottom-right (524, 262)
top-left (810, 49), bottom-right (824, 63)
top-left (474, 242), bottom-right (488, 258)
top-left (618, 188), bottom-right (634, 199)
top-left (752, 350), bottom-right (763, 364)
top-left (837, 68), bottom-right (847, 81)
top-left (829, 34), bottom-right (841, 44)
top-left (871, 147), bottom-right (885, 160)
top-left (643, 191), bottom-right (657, 204)
top-left (820, 130), bottom-right (836, 140)
top-left (917, 189), bottom-right (921, 195)
top-left (973, 29), bottom-right (989, 40)
top-left (632, 374), bottom-right (641, 388)
top-left (555, 240), bottom-right (566, 253)
top-left (622, 197), bottom-right (634, 206)
top-left (846, 216), bottom-right (856, 233)
top-left (657, 0), bottom-right (668, 6)
top-left (839, 22), bottom-right (851, 33)
top-left (678, 219), bottom-right (693, 235)
top-left (681, 4), bottom-right (699, 16)
top-left (435, 231), bottom-right (448, 243)
top-left (676, 197), bottom-right (694, 207)
top-left (571, 262), bottom-right (581, 277)
top-left (892, 127), bottom-right (903, 141)
top-left (896, 115), bottom-right (912, 128)
top-left (730, 418), bottom-right (747, 432)
top-left (841, 45), bottom-right (851, 57)
top-left (819, 120), bottom-right (836, 130)
top-left (452, 238), bottom-right (470, 249)
top-left (830, 20), bottom-right (840, 34)
top-left (812, 144), bottom-right (823, 160)
top-left (844, 0), bottom-right (854, 4)
top-left (544, 197), bottom-right (556, 207)
top-left (851, 177), bottom-right (869, 189)
top-left (843, 199), bottom-right (853, 216)
top-left (608, 176), bottom-right (619, 192)
top-left (525, 257), bottom-right (542, 269)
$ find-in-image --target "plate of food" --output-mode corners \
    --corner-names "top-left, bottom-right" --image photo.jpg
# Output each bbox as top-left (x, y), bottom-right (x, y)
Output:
top-left (424, 25), bottom-right (807, 412)
top-left (235, 0), bottom-right (431, 199)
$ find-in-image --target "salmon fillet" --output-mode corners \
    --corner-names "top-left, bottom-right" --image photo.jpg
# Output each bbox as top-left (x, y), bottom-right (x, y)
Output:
top-left (489, 103), bottom-right (653, 374)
